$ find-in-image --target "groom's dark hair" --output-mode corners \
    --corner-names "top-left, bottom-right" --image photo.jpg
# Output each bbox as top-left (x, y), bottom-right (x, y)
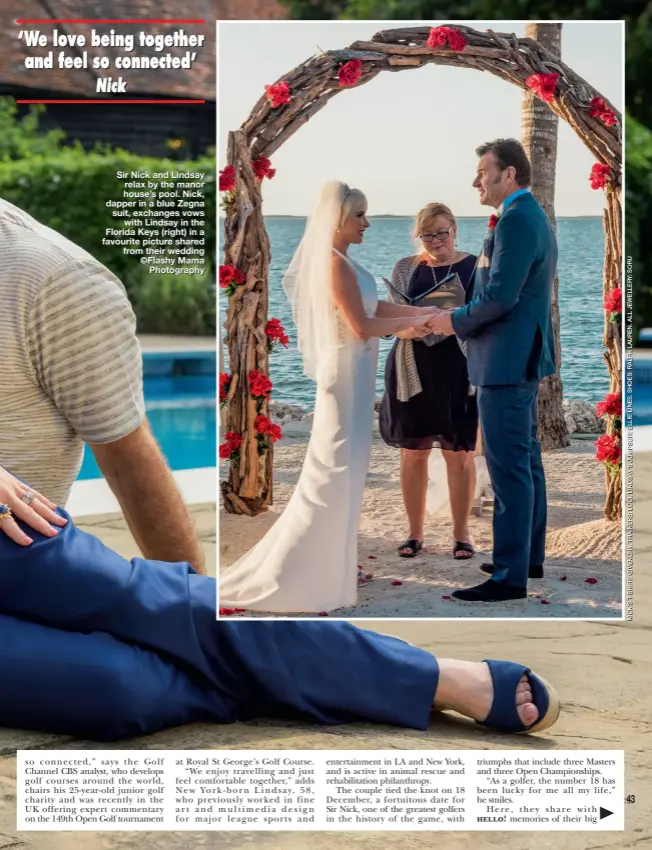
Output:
top-left (476, 139), bottom-right (531, 187)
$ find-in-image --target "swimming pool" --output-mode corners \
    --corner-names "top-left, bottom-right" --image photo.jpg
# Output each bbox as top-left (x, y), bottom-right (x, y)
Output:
top-left (633, 356), bottom-right (652, 427)
top-left (78, 351), bottom-right (217, 480)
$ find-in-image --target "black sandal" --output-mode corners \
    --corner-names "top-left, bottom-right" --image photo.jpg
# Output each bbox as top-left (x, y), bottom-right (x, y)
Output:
top-left (398, 539), bottom-right (423, 558)
top-left (454, 541), bottom-right (475, 560)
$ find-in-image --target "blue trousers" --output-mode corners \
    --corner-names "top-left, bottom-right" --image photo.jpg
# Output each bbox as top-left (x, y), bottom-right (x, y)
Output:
top-left (0, 509), bottom-right (438, 741)
top-left (477, 380), bottom-right (547, 587)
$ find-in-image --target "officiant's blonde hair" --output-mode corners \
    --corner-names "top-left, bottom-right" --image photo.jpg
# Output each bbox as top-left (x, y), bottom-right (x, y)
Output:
top-left (414, 202), bottom-right (457, 243)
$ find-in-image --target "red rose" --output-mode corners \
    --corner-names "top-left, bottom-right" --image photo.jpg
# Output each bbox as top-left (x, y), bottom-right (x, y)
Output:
top-left (338, 59), bottom-right (362, 88)
top-left (219, 265), bottom-right (245, 293)
top-left (594, 434), bottom-right (621, 464)
top-left (224, 432), bottom-right (242, 450)
top-left (248, 370), bottom-right (273, 398)
top-left (596, 392), bottom-right (622, 419)
top-left (255, 414), bottom-right (282, 442)
top-left (488, 214), bottom-right (499, 230)
top-left (427, 26), bottom-right (450, 47)
top-left (219, 431), bottom-right (242, 460)
top-left (266, 318), bottom-right (289, 348)
top-left (526, 72), bottom-right (559, 103)
top-left (219, 165), bottom-right (235, 192)
top-left (447, 29), bottom-right (468, 52)
top-left (219, 372), bottom-right (231, 404)
top-left (603, 287), bottom-right (622, 314)
top-left (219, 265), bottom-right (234, 288)
top-left (590, 96), bottom-right (617, 127)
top-left (589, 162), bottom-right (611, 190)
top-left (265, 81), bottom-right (291, 108)
top-left (252, 156), bottom-right (275, 180)
top-left (426, 26), bottom-right (467, 51)
top-left (589, 96), bottom-right (606, 117)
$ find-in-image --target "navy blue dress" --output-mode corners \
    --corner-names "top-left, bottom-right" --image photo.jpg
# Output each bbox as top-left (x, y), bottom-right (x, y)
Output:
top-left (0, 505), bottom-right (439, 740)
top-left (380, 254), bottom-right (479, 452)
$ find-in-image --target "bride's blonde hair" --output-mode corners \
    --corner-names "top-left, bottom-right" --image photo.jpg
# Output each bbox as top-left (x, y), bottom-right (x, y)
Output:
top-left (340, 186), bottom-right (367, 224)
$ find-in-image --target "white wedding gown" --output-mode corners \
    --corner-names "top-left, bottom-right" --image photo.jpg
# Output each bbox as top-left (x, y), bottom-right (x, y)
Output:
top-left (219, 251), bottom-right (380, 613)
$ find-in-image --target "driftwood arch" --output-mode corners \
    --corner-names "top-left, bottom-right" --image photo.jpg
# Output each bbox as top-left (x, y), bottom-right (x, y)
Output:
top-left (220, 24), bottom-right (622, 520)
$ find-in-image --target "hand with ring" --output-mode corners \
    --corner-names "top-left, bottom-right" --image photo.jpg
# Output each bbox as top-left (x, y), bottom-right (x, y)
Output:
top-left (0, 466), bottom-right (67, 546)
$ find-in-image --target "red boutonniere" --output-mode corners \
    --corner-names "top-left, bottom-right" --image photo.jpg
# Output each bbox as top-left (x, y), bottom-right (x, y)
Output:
top-left (488, 214), bottom-right (500, 230)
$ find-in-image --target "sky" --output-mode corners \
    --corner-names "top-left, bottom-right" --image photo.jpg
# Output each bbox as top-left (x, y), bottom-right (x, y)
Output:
top-left (218, 20), bottom-right (623, 217)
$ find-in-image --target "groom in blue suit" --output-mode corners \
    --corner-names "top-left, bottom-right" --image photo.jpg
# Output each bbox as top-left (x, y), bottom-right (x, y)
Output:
top-left (429, 139), bottom-right (557, 603)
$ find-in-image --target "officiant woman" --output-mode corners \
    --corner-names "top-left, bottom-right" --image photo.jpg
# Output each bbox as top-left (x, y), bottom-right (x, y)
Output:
top-left (379, 202), bottom-right (478, 560)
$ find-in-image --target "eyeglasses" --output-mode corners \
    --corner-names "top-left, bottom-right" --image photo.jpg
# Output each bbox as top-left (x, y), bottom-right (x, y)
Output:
top-left (419, 230), bottom-right (451, 242)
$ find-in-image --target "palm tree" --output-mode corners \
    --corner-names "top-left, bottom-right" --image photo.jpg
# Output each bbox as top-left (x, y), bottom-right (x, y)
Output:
top-left (521, 22), bottom-right (570, 450)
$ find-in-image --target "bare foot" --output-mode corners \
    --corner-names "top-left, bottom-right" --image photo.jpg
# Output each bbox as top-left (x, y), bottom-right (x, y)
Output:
top-left (433, 659), bottom-right (539, 728)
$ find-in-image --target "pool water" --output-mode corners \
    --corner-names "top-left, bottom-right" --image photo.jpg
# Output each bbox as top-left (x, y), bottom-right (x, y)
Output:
top-left (78, 352), bottom-right (216, 480)
top-left (633, 357), bottom-right (652, 427)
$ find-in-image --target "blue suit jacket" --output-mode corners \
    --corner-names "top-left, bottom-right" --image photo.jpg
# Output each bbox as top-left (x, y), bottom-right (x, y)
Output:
top-left (451, 192), bottom-right (557, 387)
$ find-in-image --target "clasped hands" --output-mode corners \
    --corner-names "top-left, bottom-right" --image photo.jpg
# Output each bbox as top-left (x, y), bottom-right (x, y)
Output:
top-left (410, 306), bottom-right (455, 337)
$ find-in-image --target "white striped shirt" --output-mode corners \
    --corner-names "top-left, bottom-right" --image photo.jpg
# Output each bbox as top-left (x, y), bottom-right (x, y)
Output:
top-left (0, 199), bottom-right (145, 506)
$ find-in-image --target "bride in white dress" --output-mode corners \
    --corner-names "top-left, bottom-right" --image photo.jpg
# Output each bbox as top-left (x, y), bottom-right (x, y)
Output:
top-left (219, 180), bottom-right (438, 614)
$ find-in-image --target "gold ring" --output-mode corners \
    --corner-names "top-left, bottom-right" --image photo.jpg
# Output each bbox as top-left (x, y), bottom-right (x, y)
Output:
top-left (0, 504), bottom-right (13, 522)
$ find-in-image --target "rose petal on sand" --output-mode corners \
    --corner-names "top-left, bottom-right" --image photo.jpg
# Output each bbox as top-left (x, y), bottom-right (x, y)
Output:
top-left (318, 611), bottom-right (329, 616)
top-left (540, 600), bottom-right (551, 605)
top-left (585, 577), bottom-right (598, 584)
top-left (560, 576), bottom-right (568, 581)
top-left (366, 573), bottom-right (374, 580)
top-left (392, 580), bottom-right (403, 586)
top-left (442, 595), bottom-right (453, 600)
top-left (368, 555), bottom-right (377, 560)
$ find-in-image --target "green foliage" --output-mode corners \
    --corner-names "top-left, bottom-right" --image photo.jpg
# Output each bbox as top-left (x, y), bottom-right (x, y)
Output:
top-left (0, 99), bottom-right (67, 161)
top-left (133, 263), bottom-right (216, 336)
top-left (0, 145), bottom-right (216, 334)
top-left (0, 97), bottom-right (215, 334)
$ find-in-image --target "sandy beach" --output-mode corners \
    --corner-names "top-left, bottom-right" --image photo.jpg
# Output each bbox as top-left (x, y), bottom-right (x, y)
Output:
top-left (219, 423), bottom-right (622, 618)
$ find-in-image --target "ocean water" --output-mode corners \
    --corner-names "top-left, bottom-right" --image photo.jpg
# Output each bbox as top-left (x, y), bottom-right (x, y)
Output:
top-left (220, 216), bottom-right (608, 408)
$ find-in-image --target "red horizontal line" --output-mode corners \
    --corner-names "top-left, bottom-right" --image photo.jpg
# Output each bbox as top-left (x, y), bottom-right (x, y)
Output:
top-left (17, 99), bottom-right (206, 104)
top-left (16, 19), bottom-right (206, 24)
